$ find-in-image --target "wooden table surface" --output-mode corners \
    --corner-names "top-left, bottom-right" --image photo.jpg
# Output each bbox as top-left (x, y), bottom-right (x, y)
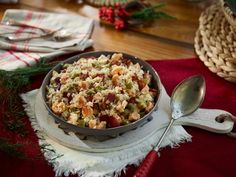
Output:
top-left (0, 0), bottom-right (215, 60)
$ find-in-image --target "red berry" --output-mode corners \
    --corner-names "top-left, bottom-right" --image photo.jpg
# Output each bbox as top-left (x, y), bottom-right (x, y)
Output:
top-left (114, 19), bottom-right (125, 30)
top-left (99, 6), bottom-right (115, 23)
top-left (117, 7), bottom-right (129, 18)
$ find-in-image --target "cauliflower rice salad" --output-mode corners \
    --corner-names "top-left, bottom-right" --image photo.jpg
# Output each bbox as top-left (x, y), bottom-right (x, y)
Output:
top-left (46, 53), bottom-right (158, 129)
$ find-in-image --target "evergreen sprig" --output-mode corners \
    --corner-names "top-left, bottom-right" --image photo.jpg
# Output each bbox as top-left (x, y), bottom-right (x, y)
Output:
top-left (0, 60), bottom-right (55, 90)
top-left (0, 138), bottom-right (25, 158)
top-left (0, 61), bottom-right (56, 136)
top-left (131, 3), bottom-right (175, 20)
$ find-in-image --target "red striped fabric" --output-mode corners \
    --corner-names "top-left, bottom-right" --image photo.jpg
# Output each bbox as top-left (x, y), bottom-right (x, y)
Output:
top-left (8, 50), bottom-right (30, 66)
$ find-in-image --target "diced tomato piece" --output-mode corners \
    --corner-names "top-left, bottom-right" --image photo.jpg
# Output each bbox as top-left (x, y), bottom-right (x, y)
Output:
top-left (99, 115), bottom-right (109, 122)
top-left (85, 95), bottom-right (93, 102)
top-left (138, 79), bottom-right (146, 90)
top-left (149, 88), bottom-right (158, 97)
top-left (132, 74), bottom-right (138, 81)
top-left (63, 92), bottom-right (73, 102)
top-left (96, 73), bottom-right (105, 79)
top-left (79, 73), bottom-right (89, 80)
top-left (128, 97), bottom-right (136, 103)
top-left (106, 93), bottom-right (116, 103)
top-left (108, 116), bottom-right (120, 128)
top-left (99, 115), bottom-right (120, 128)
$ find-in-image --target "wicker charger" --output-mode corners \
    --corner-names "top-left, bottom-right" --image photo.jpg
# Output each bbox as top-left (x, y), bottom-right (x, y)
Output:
top-left (194, 4), bottom-right (236, 83)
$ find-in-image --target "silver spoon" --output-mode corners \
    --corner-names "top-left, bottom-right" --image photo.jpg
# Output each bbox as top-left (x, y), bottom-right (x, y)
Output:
top-left (5, 27), bottom-right (63, 42)
top-left (4, 28), bottom-right (75, 42)
top-left (3, 19), bottom-right (71, 41)
top-left (4, 19), bottom-right (53, 33)
top-left (133, 75), bottom-right (206, 177)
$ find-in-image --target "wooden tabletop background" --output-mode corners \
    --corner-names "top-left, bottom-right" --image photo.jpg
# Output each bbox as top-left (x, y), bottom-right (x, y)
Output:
top-left (0, 0), bottom-right (215, 60)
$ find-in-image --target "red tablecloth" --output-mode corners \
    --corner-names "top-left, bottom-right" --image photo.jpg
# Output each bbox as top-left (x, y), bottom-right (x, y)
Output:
top-left (1, 58), bottom-right (236, 177)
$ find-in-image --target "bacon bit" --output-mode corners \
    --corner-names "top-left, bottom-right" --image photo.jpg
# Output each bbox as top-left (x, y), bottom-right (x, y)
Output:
top-left (96, 73), bottom-right (105, 78)
top-left (79, 73), bottom-right (89, 80)
top-left (82, 106), bottom-right (93, 117)
top-left (54, 77), bottom-right (60, 84)
top-left (122, 58), bottom-right (131, 66)
top-left (99, 115), bottom-right (109, 122)
top-left (100, 115), bottom-right (120, 128)
top-left (132, 74), bottom-right (138, 81)
top-left (149, 88), bottom-right (158, 97)
top-left (63, 92), bottom-right (73, 102)
top-left (95, 73), bottom-right (106, 81)
top-left (85, 95), bottom-right (93, 102)
top-left (138, 79), bottom-right (146, 90)
top-left (99, 102), bottom-right (108, 110)
top-left (53, 76), bottom-right (60, 90)
top-left (93, 103), bottom-right (99, 110)
top-left (106, 93), bottom-right (116, 104)
top-left (128, 97), bottom-right (136, 103)
top-left (111, 60), bottom-right (121, 65)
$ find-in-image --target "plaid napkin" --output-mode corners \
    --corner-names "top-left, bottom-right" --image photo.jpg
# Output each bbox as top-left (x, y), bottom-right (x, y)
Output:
top-left (0, 9), bottom-right (94, 70)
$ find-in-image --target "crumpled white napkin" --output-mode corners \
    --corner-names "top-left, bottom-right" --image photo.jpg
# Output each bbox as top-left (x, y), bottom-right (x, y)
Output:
top-left (21, 85), bottom-right (192, 177)
top-left (0, 9), bottom-right (94, 70)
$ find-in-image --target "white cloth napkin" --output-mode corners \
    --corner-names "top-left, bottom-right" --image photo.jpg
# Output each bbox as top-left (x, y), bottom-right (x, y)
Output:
top-left (0, 9), bottom-right (94, 70)
top-left (21, 85), bottom-right (192, 177)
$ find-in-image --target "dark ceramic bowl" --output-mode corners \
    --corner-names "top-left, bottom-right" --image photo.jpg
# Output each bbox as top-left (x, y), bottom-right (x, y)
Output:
top-left (41, 51), bottom-right (162, 137)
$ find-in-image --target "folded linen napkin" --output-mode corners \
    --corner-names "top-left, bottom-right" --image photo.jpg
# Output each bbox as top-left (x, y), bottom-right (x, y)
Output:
top-left (20, 83), bottom-right (232, 177)
top-left (0, 9), bottom-right (94, 70)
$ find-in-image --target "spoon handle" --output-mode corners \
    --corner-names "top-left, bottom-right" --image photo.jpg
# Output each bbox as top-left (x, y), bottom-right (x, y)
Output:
top-left (5, 19), bottom-right (53, 33)
top-left (5, 28), bottom-right (61, 42)
top-left (133, 150), bottom-right (158, 177)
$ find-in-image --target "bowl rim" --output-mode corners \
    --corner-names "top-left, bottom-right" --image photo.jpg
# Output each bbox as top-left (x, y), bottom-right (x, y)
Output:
top-left (41, 51), bottom-right (162, 136)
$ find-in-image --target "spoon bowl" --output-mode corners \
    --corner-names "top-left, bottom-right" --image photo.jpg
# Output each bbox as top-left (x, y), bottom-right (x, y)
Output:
top-left (171, 75), bottom-right (206, 119)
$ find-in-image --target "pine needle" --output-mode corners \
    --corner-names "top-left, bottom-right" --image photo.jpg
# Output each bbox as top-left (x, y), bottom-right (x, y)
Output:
top-left (0, 61), bottom-right (57, 135)
top-left (0, 61), bottom-right (55, 90)
top-left (131, 3), bottom-right (175, 20)
top-left (0, 138), bottom-right (25, 158)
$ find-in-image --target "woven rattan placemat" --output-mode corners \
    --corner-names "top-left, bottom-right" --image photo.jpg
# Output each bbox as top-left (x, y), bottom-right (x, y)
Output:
top-left (194, 4), bottom-right (236, 83)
